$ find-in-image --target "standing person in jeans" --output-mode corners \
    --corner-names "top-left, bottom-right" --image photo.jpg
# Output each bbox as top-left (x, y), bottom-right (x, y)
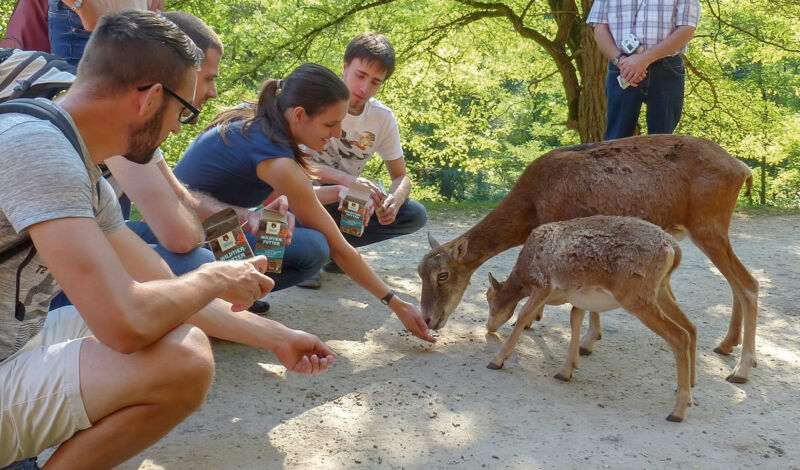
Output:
top-left (0, 11), bottom-right (334, 469)
top-left (586, 0), bottom-right (700, 140)
top-left (47, 0), bottom-right (162, 66)
top-left (301, 32), bottom-right (427, 287)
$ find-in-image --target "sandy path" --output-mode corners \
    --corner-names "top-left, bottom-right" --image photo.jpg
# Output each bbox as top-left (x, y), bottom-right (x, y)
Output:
top-left (69, 211), bottom-right (800, 469)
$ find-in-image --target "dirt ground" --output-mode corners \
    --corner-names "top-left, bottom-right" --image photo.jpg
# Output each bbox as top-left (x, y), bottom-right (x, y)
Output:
top-left (50, 210), bottom-right (800, 469)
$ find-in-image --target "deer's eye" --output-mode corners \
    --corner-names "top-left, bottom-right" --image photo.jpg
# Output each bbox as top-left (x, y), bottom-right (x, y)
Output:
top-left (437, 272), bottom-right (449, 282)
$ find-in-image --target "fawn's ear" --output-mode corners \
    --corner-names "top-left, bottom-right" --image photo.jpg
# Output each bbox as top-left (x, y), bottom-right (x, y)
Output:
top-left (448, 237), bottom-right (468, 261)
top-left (488, 272), bottom-right (501, 291)
top-left (427, 232), bottom-right (440, 249)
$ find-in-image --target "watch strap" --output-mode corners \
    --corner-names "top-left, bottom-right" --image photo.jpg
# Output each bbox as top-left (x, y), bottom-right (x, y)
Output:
top-left (380, 290), bottom-right (396, 306)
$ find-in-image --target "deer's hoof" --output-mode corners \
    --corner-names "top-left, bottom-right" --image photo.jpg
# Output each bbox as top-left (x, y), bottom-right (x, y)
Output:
top-left (713, 346), bottom-right (732, 356)
top-left (553, 373), bottom-right (571, 382)
top-left (487, 361), bottom-right (503, 370)
top-left (725, 373), bottom-right (748, 384)
top-left (579, 347), bottom-right (593, 356)
top-left (665, 414), bottom-right (684, 423)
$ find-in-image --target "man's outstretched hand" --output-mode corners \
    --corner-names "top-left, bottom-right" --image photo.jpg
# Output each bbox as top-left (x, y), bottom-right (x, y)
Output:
top-left (273, 329), bottom-right (337, 375)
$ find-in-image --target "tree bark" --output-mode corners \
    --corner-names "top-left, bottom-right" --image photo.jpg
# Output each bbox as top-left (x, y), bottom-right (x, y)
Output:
top-left (576, 5), bottom-right (607, 143)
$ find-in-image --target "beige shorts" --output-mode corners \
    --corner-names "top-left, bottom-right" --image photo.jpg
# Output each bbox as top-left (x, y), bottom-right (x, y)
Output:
top-left (0, 306), bottom-right (93, 466)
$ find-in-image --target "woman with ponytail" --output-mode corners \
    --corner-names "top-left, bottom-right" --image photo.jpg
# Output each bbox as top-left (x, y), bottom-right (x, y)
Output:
top-left (174, 63), bottom-right (435, 343)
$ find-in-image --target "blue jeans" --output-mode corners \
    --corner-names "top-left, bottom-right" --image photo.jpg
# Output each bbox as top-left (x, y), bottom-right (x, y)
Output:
top-left (603, 54), bottom-right (685, 140)
top-left (243, 225), bottom-right (329, 290)
top-left (1, 458), bottom-right (38, 470)
top-left (324, 198), bottom-right (428, 248)
top-left (47, 0), bottom-right (90, 66)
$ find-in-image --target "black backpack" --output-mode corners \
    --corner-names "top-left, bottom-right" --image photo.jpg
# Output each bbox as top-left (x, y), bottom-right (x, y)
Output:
top-left (0, 98), bottom-right (86, 321)
top-left (0, 48), bottom-right (76, 103)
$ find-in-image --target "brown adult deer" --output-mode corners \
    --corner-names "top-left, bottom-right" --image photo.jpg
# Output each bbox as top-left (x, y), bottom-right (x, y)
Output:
top-left (485, 215), bottom-right (695, 422)
top-left (418, 134), bottom-right (757, 383)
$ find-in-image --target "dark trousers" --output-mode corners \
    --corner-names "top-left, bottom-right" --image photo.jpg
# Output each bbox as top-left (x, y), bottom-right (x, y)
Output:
top-left (603, 54), bottom-right (685, 140)
top-left (324, 198), bottom-right (428, 248)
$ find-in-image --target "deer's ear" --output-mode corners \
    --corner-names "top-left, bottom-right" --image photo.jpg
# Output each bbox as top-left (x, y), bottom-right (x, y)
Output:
top-left (488, 272), bottom-right (501, 291)
top-left (449, 238), bottom-right (468, 261)
top-left (427, 232), bottom-right (440, 249)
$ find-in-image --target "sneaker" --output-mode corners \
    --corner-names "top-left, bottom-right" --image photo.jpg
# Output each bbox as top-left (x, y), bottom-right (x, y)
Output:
top-left (323, 260), bottom-right (344, 274)
top-left (297, 272), bottom-right (321, 289)
top-left (247, 300), bottom-right (270, 314)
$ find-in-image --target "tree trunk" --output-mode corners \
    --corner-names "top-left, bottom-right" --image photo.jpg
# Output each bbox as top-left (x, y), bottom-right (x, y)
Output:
top-left (576, 20), bottom-right (606, 143)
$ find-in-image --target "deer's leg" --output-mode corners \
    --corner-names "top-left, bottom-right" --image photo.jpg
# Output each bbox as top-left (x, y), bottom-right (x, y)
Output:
top-left (658, 280), bottom-right (697, 387)
top-left (579, 311), bottom-right (602, 356)
top-left (620, 296), bottom-right (692, 423)
top-left (488, 289), bottom-right (551, 370)
top-left (518, 303), bottom-right (544, 329)
top-left (555, 306), bottom-right (585, 381)
top-left (690, 229), bottom-right (758, 383)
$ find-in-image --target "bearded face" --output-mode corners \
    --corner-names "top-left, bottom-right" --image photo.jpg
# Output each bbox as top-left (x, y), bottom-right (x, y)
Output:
top-left (123, 102), bottom-right (167, 164)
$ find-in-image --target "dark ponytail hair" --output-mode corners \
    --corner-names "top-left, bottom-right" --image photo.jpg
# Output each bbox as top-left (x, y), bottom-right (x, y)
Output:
top-left (205, 62), bottom-right (349, 167)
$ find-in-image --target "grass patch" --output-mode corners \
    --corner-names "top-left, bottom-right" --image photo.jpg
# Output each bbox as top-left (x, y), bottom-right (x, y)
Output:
top-left (419, 199), bottom-right (501, 219)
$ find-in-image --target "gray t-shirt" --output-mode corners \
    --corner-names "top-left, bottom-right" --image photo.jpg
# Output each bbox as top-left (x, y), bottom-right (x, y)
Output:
top-left (0, 102), bottom-right (123, 361)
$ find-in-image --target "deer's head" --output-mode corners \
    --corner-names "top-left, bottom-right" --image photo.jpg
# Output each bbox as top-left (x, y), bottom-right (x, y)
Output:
top-left (417, 233), bottom-right (473, 330)
top-left (485, 272), bottom-right (516, 332)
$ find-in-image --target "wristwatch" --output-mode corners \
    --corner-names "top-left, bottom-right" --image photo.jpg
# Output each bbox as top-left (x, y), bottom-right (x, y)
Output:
top-left (68, 0), bottom-right (83, 12)
top-left (380, 290), bottom-right (396, 306)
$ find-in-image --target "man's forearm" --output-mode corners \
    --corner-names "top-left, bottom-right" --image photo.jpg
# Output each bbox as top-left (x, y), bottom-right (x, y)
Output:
top-left (106, 156), bottom-right (204, 252)
top-left (640, 26), bottom-right (696, 63)
top-left (389, 175), bottom-right (411, 204)
top-left (188, 299), bottom-right (294, 351)
top-left (182, 188), bottom-right (252, 224)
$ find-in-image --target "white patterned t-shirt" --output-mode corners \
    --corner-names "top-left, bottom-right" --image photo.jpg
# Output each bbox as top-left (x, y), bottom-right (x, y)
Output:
top-left (310, 98), bottom-right (403, 178)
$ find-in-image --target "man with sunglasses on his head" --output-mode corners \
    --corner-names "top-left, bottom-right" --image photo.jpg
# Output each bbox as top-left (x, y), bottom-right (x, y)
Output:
top-left (0, 11), bottom-right (333, 469)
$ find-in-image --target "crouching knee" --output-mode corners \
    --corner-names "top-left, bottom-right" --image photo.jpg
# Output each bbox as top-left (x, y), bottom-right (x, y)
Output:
top-left (396, 199), bottom-right (428, 233)
top-left (154, 324), bottom-right (215, 411)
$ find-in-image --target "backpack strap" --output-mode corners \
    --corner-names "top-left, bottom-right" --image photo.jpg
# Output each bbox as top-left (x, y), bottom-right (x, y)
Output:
top-left (0, 98), bottom-right (82, 155)
top-left (0, 98), bottom-right (91, 320)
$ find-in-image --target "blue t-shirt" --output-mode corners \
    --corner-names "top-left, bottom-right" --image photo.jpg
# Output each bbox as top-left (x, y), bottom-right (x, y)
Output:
top-left (174, 120), bottom-right (294, 208)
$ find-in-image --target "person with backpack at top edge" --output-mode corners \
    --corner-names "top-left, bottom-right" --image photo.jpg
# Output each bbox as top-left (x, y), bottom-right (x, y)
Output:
top-left (298, 33), bottom-right (427, 289)
top-left (0, 11), bottom-right (334, 469)
top-left (173, 63), bottom-right (437, 344)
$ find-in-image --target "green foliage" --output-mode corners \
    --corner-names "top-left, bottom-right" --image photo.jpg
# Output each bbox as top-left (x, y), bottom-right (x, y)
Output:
top-left (2, 0), bottom-right (798, 206)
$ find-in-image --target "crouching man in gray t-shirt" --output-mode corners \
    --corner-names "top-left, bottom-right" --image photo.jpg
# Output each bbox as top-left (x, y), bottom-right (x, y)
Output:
top-left (0, 11), bottom-right (334, 468)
